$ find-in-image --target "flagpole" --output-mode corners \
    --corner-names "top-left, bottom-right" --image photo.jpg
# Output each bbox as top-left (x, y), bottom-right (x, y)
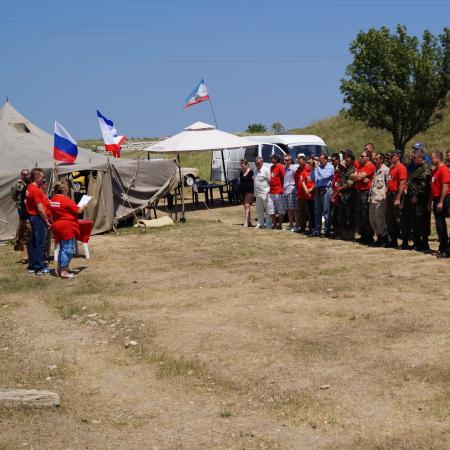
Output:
top-left (208, 96), bottom-right (228, 185)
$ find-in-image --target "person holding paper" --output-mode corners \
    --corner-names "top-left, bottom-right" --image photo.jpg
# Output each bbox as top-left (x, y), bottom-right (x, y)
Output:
top-left (50, 181), bottom-right (87, 278)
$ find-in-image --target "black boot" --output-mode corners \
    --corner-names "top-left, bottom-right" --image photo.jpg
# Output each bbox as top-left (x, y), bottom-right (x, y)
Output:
top-left (372, 235), bottom-right (383, 247)
top-left (401, 240), bottom-right (410, 250)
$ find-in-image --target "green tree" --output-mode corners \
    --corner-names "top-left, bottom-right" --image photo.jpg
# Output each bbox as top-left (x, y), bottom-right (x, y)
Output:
top-left (271, 122), bottom-right (286, 134)
top-left (340, 25), bottom-right (450, 154)
top-left (246, 123), bottom-right (267, 134)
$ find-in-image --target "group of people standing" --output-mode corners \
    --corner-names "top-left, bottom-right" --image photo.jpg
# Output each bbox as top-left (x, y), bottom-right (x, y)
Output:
top-left (239, 143), bottom-right (450, 258)
top-left (11, 168), bottom-right (86, 277)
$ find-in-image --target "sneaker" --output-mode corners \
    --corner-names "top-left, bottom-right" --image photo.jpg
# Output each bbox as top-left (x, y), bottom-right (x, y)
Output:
top-left (35, 270), bottom-right (48, 275)
top-left (307, 232), bottom-right (321, 238)
top-left (28, 269), bottom-right (36, 275)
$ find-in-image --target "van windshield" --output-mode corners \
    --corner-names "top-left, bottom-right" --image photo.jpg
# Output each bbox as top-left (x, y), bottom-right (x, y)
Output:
top-left (289, 145), bottom-right (328, 159)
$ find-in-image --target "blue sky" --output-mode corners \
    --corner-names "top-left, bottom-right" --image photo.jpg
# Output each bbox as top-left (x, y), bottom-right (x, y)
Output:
top-left (1, 0), bottom-right (449, 139)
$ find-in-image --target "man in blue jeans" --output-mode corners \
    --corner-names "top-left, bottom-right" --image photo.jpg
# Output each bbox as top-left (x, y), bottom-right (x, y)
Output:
top-left (309, 153), bottom-right (335, 237)
top-left (25, 168), bottom-right (51, 275)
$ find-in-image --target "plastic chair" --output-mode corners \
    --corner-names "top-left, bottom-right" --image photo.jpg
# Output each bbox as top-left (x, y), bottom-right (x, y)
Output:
top-left (192, 179), bottom-right (209, 205)
top-left (228, 178), bottom-right (240, 204)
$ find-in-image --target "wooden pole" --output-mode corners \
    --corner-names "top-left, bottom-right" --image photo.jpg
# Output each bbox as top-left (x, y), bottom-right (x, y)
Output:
top-left (208, 97), bottom-right (228, 185)
top-left (177, 153), bottom-right (185, 222)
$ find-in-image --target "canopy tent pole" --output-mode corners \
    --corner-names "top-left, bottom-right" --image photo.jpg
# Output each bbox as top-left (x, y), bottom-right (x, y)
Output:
top-left (208, 97), bottom-right (228, 185)
top-left (177, 153), bottom-right (185, 222)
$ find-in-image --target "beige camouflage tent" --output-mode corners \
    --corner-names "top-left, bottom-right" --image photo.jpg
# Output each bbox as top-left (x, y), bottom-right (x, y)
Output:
top-left (0, 101), bottom-right (177, 240)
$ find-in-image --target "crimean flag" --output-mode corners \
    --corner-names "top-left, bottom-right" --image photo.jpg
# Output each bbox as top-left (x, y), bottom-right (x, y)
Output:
top-left (97, 110), bottom-right (126, 158)
top-left (184, 79), bottom-right (210, 109)
top-left (54, 121), bottom-right (78, 163)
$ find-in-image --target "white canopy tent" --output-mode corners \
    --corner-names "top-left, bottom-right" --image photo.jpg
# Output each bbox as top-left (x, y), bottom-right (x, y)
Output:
top-left (146, 122), bottom-right (257, 220)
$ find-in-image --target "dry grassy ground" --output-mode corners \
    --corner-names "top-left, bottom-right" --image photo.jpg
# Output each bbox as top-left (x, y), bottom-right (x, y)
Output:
top-left (1, 204), bottom-right (450, 450)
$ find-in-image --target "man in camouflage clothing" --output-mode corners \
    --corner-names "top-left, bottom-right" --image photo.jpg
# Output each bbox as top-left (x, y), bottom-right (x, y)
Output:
top-left (10, 169), bottom-right (31, 262)
top-left (335, 152), bottom-right (357, 241)
top-left (406, 150), bottom-right (432, 252)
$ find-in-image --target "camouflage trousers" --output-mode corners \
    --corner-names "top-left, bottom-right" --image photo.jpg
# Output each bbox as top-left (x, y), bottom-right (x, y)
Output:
top-left (14, 219), bottom-right (31, 251)
top-left (407, 195), bottom-right (431, 247)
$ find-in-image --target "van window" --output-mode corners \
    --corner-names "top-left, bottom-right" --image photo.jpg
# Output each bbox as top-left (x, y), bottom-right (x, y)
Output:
top-left (273, 146), bottom-right (285, 159)
top-left (261, 144), bottom-right (274, 163)
top-left (244, 146), bottom-right (257, 162)
top-left (289, 145), bottom-right (326, 159)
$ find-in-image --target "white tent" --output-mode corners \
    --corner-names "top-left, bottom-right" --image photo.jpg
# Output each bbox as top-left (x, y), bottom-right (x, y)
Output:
top-left (146, 121), bottom-right (257, 153)
top-left (146, 122), bottom-right (257, 220)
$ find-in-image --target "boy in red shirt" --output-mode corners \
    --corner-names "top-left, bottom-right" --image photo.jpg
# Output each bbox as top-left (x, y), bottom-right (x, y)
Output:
top-left (385, 151), bottom-right (408, 248)
top-left (26, 168), bottom-right (51, 274)
top-left (351, 151), bottom-right (376, 244)
top-left (431, 151), bottom-right (450, 257)
top-left (267, 154), bottom-right (285, 230)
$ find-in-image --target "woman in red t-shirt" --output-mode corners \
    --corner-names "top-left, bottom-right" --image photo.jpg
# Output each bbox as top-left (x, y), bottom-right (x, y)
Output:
top-left (50, 181), bottom-right (86, 278)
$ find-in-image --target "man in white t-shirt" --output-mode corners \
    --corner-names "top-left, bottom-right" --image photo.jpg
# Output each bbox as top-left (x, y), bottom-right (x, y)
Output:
top-left (253, 157), bottom-right (272, 228)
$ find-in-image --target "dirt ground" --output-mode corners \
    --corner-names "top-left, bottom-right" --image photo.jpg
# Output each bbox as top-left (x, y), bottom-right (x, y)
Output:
top-left (1, 203), bottom-right (450, 450)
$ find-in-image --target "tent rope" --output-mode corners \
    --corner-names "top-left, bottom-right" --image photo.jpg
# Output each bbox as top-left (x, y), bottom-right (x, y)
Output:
top-left (108, 160), bottom-right (145, 232)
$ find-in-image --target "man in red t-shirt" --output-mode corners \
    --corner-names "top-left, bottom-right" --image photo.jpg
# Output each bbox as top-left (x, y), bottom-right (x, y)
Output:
top-left (26, 168), bottom-right (51, 274)
top-left (385, 151), bottom-right (408, 248)
top-left (268, 154), bottom-right (285, 230)
top-left (350, 151), bottom-right (376, 244)
top-left (431, 151), bottom-right (450, 257)
top-left (294, 155), bottom-right (314, 233)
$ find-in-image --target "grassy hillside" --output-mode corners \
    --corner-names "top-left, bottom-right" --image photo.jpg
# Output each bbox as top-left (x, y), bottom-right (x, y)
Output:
top-left (291, 107), bottom-right (450, 155)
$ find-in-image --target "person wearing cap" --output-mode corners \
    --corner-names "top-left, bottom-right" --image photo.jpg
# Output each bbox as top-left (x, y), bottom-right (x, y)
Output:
top-left (267, 154), bottom-right (285, 230)
top-left (335, 153), bottom-right (357, 240)
top-left (282, 154), bottom-right (299, 231)
top-left (309, 153), bottom-right (334, 237)
top-left (351, 150), bottom-right (376, 245)
top-left (368, 153), bottom-right (389, 247)
top-left (406, 149), bottom-right (432, 252)
top-left (430, 151), bottom-right (450, 257)
top-left (384, 151), bottom-right (408, 248)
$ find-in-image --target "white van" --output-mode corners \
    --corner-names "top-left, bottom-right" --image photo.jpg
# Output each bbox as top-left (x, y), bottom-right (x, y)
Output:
top-left (249, 135), bottom-right (328, 160)
top-left (210, 134), bottom-right (327, 182)
top-left (211, 143), bottom-right (287, 182)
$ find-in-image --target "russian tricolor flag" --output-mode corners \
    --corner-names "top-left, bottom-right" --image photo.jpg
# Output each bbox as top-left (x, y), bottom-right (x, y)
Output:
top-left (54, 121), bottom-right (78, 164)
top-left (184, 79), bottom-right (210, 109)
top-left (97, 110), bottom-right (126, 158)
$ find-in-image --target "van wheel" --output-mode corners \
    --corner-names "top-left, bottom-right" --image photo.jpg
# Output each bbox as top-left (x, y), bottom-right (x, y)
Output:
top-left (184, 175), bottom-right (195, 187)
